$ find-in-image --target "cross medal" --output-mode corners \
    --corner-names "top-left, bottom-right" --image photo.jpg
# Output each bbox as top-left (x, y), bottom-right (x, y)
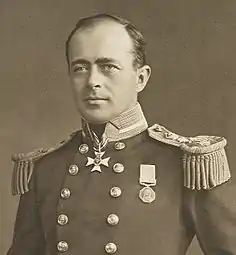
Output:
top-left (86, 151), bottom-right (110, 172)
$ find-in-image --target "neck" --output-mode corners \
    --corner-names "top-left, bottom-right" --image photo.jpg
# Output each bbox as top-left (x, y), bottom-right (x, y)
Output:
top-left (89, 123), bottom-right (106, 139)
top-left (82, 103), bottom-right (148, 142)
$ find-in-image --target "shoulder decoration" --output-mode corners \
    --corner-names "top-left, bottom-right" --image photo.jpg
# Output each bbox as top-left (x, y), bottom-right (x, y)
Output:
top-left (11, 131), bottom-right (78, 196)
top-left (148, 124), bottom-right (231, 190)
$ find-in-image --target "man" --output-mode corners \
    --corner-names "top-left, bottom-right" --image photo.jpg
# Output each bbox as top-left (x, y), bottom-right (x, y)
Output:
top-left (7, 14), bottom-right (236, 255)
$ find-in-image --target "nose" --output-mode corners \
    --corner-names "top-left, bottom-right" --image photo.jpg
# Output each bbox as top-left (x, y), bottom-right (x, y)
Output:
top-left (87, 65), bottom-right (103, 89)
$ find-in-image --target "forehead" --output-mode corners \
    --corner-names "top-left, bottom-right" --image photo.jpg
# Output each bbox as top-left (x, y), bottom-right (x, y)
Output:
top-left (68, 21), bottom-right (134, 63)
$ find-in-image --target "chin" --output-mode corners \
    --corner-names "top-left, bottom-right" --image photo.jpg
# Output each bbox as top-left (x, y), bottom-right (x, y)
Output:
top-left (80, 112), bottom-right (112, 124)
top-left (77, 104), bottom-right (125, 124)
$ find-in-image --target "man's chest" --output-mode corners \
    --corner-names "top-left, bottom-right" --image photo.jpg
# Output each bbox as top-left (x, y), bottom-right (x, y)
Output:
top-left (38, 136), bottom-right (191, 255)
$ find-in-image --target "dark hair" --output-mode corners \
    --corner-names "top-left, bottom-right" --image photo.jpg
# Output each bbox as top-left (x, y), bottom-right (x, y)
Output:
top-left (65, 13), bottom-right (147, 68)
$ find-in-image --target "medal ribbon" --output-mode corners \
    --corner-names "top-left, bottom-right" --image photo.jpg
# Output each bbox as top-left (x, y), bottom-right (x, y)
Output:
top-left (82, 120), bottom-right (109, 152)
top-left (139, 165), bottom-right (156, 187)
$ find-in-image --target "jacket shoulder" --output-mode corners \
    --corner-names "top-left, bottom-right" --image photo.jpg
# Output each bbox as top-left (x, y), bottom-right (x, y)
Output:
top-left (11, 131), bottom-right (79, 196)
top-left (148, 124), bottom-right (231, 190)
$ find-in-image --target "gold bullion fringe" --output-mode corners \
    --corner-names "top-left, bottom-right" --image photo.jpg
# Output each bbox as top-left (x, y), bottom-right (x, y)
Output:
top-left (11, 159), bottom-right (34, 195)
top-left (183, 149), bottom-right (231, 190)
top-left (11, 131), bottom-right (78, 195)
top-left (11, 149), bottom-right (46, 195)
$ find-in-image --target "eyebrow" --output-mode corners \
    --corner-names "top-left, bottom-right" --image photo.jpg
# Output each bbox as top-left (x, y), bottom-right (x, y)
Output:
top-left (95, 57), bottom-right (120, 64)
top-left (71, 59), bottom-right (90, 66)
top-left (71, 57), bottom-right (121, 66)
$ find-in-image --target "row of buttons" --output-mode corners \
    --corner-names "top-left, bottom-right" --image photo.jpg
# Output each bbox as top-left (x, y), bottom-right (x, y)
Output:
top-left (60, 186), bottom-right (121, 200)
top-left (57, 241), bottom-right (118, 254)
top-left (57, 142), bottom-right (126, 254)
top-left (57, 212), bottom-right (119, 227)
top-left (68, 162), bottom-right (125, 176)
top-left (78, 141), bottom-right (126, 155)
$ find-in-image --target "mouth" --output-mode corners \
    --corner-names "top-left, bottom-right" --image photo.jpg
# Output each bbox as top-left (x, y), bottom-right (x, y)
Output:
top-left (84, 96), bottom-right (109, 104)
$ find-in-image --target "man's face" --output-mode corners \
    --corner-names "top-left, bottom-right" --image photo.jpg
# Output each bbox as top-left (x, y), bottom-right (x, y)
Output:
top-left (67, 21), bottom-right (147, 124)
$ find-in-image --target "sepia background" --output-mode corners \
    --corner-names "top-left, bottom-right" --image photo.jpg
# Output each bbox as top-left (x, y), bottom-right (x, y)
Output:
top-left (1, 0), bottom-right (236, 254)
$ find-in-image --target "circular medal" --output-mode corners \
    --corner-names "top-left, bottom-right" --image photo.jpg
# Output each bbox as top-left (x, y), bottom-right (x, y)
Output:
top-left (139, 186), bottom-right (155, 203)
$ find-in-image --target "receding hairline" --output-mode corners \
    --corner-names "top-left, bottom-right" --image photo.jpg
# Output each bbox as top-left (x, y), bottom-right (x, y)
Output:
top-left (67, 18), bottom-right (134, 51)
top-left (73, 17), bottom-right (128, 31)
top-left (67, 14), bottom-right (134, 41)
top-left (65, 14), bottom-right (147, 68)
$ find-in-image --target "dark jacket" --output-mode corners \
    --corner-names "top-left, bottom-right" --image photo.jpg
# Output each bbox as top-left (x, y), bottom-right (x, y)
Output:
top-left (7, 130), bottom-right (236, 255)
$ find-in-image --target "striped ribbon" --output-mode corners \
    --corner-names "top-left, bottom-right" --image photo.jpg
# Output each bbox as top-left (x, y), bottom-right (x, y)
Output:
top-left (82, 120), bottom-right (109, 152)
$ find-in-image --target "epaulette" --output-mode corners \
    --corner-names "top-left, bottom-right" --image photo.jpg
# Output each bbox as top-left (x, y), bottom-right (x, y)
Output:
top-left (11, 131), bottom-right (78, 196)
top-left (148, 124), bottom-right (231, 190)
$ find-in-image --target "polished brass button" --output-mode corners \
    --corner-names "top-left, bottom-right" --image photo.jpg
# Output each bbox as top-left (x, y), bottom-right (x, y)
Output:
top-left (57, 214), bottom-right (69, 226)
top-left (57, 241), bottom-right (68, 252)
top-left (113, 163), bottom-right (124, 173)
top-left (110, 187), bottom-right (122, 198)
top-left (78, 144), bottom-right (89, 154)
top-left (107, 213), bottom-right (119, 226)
top-left (105, 242), bottom-right (117, 254)
top-left (68, 164), bottom-right (79, 175)
top-left (60, 188), bottom-right (71, 199)
top-left (114, 141), bottom-right (125, 150)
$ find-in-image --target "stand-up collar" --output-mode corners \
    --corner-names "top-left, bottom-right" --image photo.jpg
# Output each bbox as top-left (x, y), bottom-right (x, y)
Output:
top-left (82, 103), bottom-right (148, 142)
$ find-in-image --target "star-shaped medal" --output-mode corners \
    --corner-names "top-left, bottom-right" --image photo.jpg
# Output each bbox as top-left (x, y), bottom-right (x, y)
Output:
top-left (86, 151), bottom-right (110, 172)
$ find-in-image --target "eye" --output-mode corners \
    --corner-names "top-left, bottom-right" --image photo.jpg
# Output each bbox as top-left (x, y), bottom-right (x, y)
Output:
top-left (72, 64), bottom-right (89, 73)
top-left (100, 64), bottom-right (120, 72)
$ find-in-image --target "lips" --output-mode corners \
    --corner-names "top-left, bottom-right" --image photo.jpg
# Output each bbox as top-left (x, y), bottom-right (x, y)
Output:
top-left (84, 96), bottom-right (109, 101)
top-left (84, 96), bottom-right (109, 105)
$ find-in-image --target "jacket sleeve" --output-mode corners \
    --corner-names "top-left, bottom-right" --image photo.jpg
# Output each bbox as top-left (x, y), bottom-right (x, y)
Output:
top-left (7, 170), bottom-right (46, 255)
top-left (179, 134), bottom-right (236, 254)
top-left (186, 177), bottom-right (236, 255)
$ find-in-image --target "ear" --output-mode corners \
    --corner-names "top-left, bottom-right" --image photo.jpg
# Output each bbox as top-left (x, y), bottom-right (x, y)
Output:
top-left (136, 65), bottom-right (151, 92)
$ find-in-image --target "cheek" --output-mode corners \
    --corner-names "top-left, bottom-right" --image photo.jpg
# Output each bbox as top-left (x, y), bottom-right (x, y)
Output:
top-left (111, 79), bottom-right (137, 102)
top-left (110, 70), bottom-right (136, 87)
top-left (119, 73), bottom-right (137, 92)
top-left (70, 76), bottom-right (86, 93)
top-left (70, 79), bottom-right (85, 105)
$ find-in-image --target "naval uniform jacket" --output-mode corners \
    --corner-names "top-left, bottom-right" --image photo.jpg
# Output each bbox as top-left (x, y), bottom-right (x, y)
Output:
top-left (7, 105), bottom-right (236, 255)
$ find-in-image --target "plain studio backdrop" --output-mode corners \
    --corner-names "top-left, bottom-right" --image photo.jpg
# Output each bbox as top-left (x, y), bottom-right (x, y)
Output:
top-left (1, 1), bottom-right (236, 254)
